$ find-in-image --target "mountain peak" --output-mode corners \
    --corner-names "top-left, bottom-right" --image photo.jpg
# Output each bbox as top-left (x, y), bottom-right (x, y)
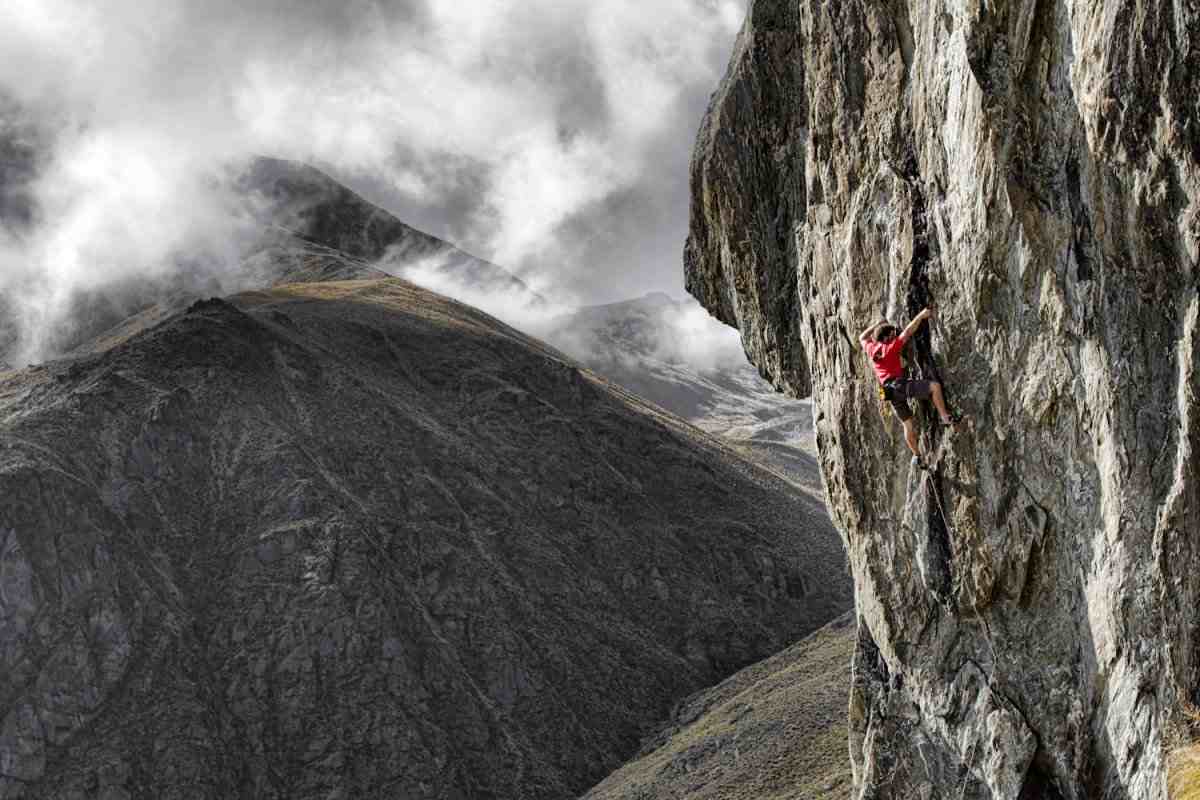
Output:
top-left (0, 275), bottom-right (849, 798)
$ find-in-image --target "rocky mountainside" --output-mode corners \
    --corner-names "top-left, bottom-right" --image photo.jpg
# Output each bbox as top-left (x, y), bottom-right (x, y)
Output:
top-left (546, 293), bottom-right (819, 490)
top-left (3, 153), bottom-right (821, 494)
top-left (686, 1), bottom-right (1200, 798)
top-left (247, 161), bottom-right (822, 490)
top-left (0, 275), bottom-right (849, 798)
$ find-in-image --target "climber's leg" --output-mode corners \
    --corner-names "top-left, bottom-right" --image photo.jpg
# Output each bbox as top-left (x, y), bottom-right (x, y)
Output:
top-left (928, 382), bottom-right (953, 423)
top-left (903, 416), bottom-right (920, 459)
top-left (906, 380), bottom-right (957, 426)
top-left (889, 389), bottom-right (925, 467)
top-left (888, 394), bottom-right (920, 457)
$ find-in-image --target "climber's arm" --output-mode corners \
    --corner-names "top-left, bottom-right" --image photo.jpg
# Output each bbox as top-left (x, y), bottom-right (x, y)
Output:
top-left (900, 307), bottom-right (933, 342)
top-left (859, 320), bottom-right (885, 346)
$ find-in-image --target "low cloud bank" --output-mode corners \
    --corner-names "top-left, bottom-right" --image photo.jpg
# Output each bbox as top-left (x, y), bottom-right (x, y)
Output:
top-left (652, 299), bottom-right (747, 372)
top-left (392, 251), bottom-right (749, 376)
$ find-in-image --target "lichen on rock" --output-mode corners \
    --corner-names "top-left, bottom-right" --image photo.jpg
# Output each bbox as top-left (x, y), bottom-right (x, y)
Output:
top-left (686, 0), bottom-right (1200, 797)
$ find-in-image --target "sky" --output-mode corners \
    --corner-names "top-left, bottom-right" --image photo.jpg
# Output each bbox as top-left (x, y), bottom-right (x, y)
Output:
top-left (0, 0), bottom-right (749, 364)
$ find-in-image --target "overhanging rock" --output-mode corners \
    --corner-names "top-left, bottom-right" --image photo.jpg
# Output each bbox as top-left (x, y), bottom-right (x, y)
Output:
top-left (686, 0), bottom-right (1200, 797)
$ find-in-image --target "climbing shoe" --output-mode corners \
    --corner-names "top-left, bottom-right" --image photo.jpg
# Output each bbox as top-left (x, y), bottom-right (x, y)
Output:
top-left (911, 455), bottom-right (928, 471)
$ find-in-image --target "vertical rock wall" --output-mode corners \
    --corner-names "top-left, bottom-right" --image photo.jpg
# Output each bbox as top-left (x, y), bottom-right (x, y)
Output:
top-left (685, 0), bottom-right (1200, 797)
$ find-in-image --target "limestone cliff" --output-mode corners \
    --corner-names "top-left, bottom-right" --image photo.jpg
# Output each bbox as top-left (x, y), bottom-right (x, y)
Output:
top-left (686, 0), bottom-right (1200, 797)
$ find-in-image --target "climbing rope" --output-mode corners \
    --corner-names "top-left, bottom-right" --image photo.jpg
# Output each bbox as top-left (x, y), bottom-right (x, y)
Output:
top-left (955, 732), bottom-right (982, 800)
top-left (922, 430), bottom-right (1006, 800)
top-left (925, 465), bottom-right (956, 539)
top-left (901, 262), bottom-right (1007, 797)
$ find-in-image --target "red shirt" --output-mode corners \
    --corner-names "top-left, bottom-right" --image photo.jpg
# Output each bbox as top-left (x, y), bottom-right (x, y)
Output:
top-left (863, 335), bottom-right (906, 384)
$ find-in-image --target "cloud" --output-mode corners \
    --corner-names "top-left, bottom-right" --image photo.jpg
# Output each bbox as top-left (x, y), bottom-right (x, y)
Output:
top-left (653, 299), bottom-right (749, 372)
top-left (0, 0), bottom-right (748, 364)
top-left (394, 250), bottom-right (575, 337)
top-left (391, 250), bottom-right (747, 378)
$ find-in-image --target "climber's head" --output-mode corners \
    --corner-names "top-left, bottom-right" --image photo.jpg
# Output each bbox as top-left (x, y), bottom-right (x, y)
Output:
top-left (875, 323), bottom-right (899, 342)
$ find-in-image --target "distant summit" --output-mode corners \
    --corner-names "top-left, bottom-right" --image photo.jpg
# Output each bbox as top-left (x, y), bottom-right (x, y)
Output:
top-left (640, 290), bottom-right (677, 306)
top-left (242, 157), bottom-right (542, 303)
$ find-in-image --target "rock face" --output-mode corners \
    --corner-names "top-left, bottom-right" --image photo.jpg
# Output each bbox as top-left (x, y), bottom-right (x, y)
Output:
top-left (0, 278), bottom-right (849, 798)
top-left (686, 1), bottom-right (1200, 798)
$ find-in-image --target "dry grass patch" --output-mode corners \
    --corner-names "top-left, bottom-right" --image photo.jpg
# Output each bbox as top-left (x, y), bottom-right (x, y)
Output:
top-left (584, 614), bottom-right (855, 800)
top-left (1170, 744), bottom-right (1200, 799)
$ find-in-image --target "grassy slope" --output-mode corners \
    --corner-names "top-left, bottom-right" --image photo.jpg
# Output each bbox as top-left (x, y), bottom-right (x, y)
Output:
top-left (1171, 745), bottom-right (1200, 799)
top-left (583, 612), bottom-right (855, 800)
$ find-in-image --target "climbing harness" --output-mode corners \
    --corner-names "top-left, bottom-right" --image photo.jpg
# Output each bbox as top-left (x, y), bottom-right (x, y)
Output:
top-left (877, 382), bottom-right (894, 422)
top-left (875, 354), bottom-right (909, 423)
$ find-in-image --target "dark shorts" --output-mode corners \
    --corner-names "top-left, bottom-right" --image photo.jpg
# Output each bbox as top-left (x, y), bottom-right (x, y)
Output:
top-left (884, 379), bottom-right (933, 422)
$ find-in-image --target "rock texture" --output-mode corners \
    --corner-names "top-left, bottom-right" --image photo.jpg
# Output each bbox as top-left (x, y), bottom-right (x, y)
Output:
top-left (0, 278), bottom-right (849, 798)
top-left (686, 1), bottom-right (1200, 798)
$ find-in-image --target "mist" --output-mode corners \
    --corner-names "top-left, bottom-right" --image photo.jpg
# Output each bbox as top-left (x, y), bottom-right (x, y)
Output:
top-left (0, 0), bottom-right (748, 365)
top-left (392, 247), bottom-right (749, 377)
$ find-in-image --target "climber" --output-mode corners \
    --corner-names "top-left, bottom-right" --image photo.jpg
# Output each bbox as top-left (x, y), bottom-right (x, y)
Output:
top-left (859, 307), bottom-right (960, 469)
